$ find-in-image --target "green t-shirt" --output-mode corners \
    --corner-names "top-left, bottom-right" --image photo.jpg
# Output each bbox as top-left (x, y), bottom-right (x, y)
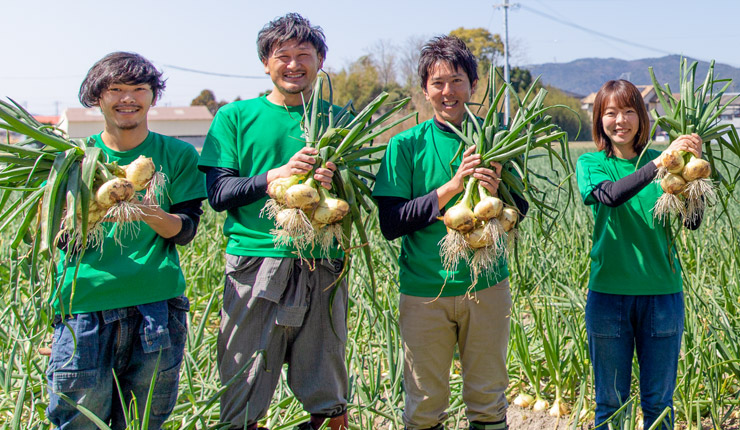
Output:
top-left (199, 96), bottom-right (341, 259)
top-left (373, 119), bottom-right (509, 298)
top-left (52, 132), bottom-right (207, 314)
top-left (576, 149), bottom-right (682, 295)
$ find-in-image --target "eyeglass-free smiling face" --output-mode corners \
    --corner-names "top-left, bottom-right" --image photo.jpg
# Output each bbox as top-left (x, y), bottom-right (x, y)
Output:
top-left (601, 97), bottom-right (640, 158)
top-left (264, 40), bottom-right (324, 106)
top-left (98, 83), bottom-right (155, 133)
top-left (424, 60), bottom-right (477, 127)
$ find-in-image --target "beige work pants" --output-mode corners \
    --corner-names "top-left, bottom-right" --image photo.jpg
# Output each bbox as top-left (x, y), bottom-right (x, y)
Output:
top-left (400, 279), bottom-right (512, 429)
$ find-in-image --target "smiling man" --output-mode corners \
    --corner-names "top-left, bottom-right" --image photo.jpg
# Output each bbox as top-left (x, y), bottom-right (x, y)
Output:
top-left (46, 52), bottom-right (206, 429)
top-left (198, 13), bottom-right (348, 430)
top-left (373, 36), bottom-right (529, 430)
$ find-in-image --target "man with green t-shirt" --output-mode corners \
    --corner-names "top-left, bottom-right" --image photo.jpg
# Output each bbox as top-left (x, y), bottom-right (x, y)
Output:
top-left (373, 36), bottom-right (527, 430)
top-left (198, 13), bottom-right (348, 430)
top-left (46, 52), bottom-right (206, 429)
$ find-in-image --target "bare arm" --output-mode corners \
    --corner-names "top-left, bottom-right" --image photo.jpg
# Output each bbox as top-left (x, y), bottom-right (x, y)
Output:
top-left (136, 203), bottom-right (183, 239)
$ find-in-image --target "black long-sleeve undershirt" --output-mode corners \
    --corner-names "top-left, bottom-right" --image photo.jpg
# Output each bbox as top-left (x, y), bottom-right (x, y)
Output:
top-left (589, 161), bottom-right (703, 230)
top-left (376, 192), bottom-right (441, 241)
top-left (168, 198), bottom-right (204, 245)
top-left (201, 166), bottom-right (268, 212)
top-left (590, 161), bottom-right (659, 208)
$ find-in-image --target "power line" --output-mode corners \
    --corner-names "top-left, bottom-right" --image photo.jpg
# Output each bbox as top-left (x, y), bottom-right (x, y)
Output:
top-left (1, 63), bottom-right (271, 81)
top-left (0, 75), bottom-right (80, 80)
top-left (519, 4), bottom-right (674, 56)
top-left (161, 64), bottom-right (269, 79)
top-left (528, 0), bottom-right (629, 57)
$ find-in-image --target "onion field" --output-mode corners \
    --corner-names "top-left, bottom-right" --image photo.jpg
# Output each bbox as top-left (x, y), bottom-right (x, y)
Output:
top-left (1, 146), bottom-right (739, 429)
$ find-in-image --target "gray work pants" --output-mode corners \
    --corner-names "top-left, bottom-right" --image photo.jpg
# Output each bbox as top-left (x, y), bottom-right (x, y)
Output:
top-left (217, 255), bottom-right (349, 429)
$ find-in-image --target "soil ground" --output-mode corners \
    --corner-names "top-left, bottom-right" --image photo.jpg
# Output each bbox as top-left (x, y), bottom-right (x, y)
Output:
top-left (505, 405), bottom-right (740, 430)
top-left (507, 404), bottom-right (584, 429)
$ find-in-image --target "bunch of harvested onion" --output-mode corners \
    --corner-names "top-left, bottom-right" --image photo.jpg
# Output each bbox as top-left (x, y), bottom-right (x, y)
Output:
top-left (70, 153), bottom-right (165, 246)
top-left (647, 59), bottom-right (740, 222)
top-left (262, 74), bottom-right (416, 271)
top-left (655, 148), bottom-right (713, 221)
top-left (442, 69), bottom-right (574, 282)
top-left (267, 170), bottom-right (349, 256)
top-left (440, 178), bottom-right (512, 276)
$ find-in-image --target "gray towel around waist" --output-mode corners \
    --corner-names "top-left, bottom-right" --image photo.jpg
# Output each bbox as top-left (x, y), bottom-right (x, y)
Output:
top-left (252, 257), bottom-right (307, 327)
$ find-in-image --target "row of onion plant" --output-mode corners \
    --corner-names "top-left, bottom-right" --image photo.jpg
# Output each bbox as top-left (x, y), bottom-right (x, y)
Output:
top-left (2, 150), bottom-right (740, 429)
top-left (3, 89), bottom-right (740, 429)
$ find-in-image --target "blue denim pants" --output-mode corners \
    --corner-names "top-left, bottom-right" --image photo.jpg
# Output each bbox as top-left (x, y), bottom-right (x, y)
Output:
top-left (46, 296), bottom-right (189, 430)
top-left (585, 290), bottom-right (684, 430)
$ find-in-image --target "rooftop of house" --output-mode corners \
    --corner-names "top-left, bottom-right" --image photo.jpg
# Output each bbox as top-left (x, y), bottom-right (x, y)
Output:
top-left (32, 115), bottom-right (60, 125)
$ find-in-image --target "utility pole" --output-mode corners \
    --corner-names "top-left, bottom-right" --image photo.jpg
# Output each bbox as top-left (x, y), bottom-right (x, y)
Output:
top-left (494, 0), bottom-right (518, 125)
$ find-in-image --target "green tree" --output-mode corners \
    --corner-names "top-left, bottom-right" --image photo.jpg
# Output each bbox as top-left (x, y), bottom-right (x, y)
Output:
top-left (449, 27), bottom-right (504, 71)
top-left (191, 89), bottom-right (227, 115)
top-left (507, 67), bottom-right (533, 94)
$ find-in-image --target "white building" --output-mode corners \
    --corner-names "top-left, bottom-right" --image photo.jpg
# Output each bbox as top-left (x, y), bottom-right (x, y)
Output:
top-left (719, 93), bottom-right (740, 129)
top-left (58, 106), bottom-right (214, 148)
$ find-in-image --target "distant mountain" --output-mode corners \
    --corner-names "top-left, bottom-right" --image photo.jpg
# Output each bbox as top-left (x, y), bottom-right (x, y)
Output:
top-left (527, 55), bottom-right (740, 97)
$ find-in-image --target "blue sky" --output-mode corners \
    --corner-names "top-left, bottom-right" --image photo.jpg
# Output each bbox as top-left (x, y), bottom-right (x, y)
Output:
top-left (3, 0), bottom-right (738, 115)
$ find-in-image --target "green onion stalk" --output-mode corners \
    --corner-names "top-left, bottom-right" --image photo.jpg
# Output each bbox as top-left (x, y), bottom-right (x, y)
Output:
top-left (646, 59), bottom-right (740, 222)
top-left (263, 73), bottom-right (417, 287)
top-left (533, 299), bottom-right (571, 418)
top-left (510, 319), bottom-right (541, 410)
top-left (442, 69), bottom-right (575, 288)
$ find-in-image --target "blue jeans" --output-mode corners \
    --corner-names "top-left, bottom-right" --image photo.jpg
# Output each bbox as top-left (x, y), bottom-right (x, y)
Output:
top-left (46, 296), bottom-right (189, 430)
top-left (586, 291), bottom-right (684, 430)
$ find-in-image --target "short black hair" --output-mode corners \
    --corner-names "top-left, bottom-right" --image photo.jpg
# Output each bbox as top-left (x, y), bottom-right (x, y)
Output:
top-left (418, 35), bottom-right (478, 90)
top-left (257, 13), bottom-right (327, 62)
top-left (78, 52), bottom-right (165, 107)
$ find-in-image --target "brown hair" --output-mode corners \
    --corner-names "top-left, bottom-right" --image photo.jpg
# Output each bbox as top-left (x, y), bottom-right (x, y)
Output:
top-left (591, 80), bottom-right (650, 157)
